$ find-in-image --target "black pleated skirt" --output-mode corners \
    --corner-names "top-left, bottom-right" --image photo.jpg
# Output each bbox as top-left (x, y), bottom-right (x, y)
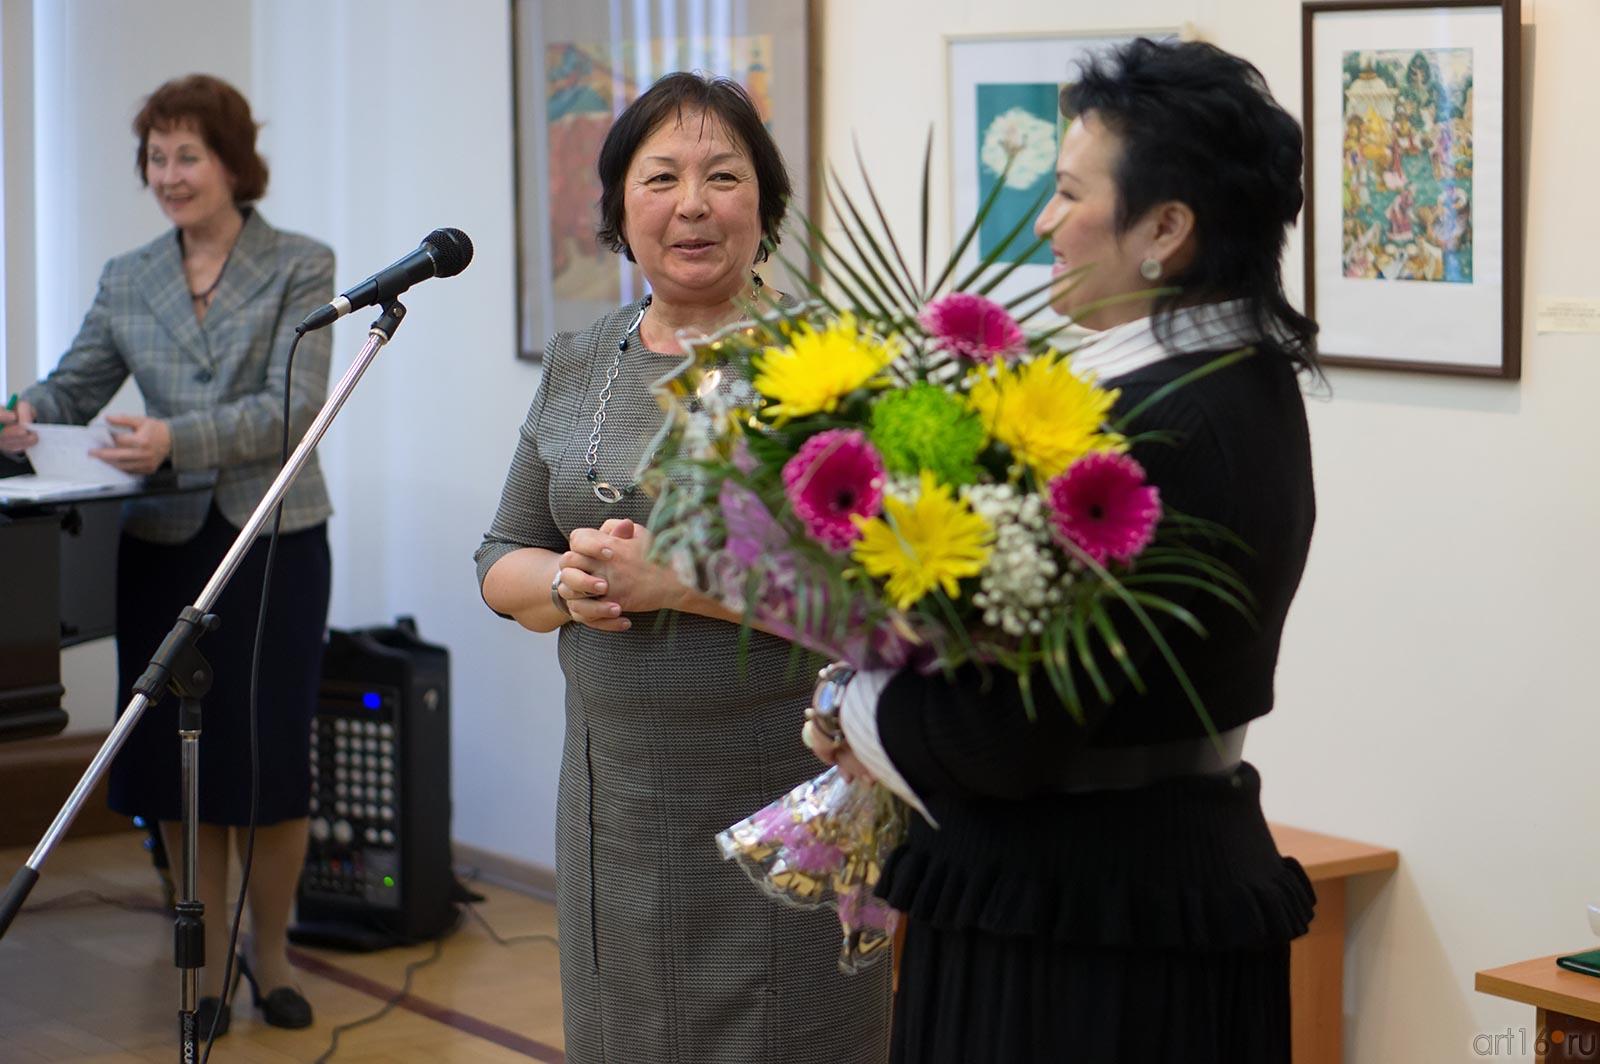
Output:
top-left (109, 505), bottom-right (330, 825)
top-left (891, 923), bottom-right (1291, 1063)
top-left (878, 763), bottom-right (1311, 1063)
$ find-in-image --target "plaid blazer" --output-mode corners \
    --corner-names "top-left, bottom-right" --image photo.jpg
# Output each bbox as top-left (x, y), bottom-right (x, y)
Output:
top-left (21, 209), bottom-right (335, 543)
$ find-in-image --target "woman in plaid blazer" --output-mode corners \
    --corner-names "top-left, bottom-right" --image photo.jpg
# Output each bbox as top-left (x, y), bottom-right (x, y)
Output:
top-left (1, 75), bottom-right (332, 1037)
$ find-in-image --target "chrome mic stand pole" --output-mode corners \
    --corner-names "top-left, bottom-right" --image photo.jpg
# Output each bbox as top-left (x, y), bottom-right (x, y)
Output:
top-left (0, 300), bottom-right (408, 1062)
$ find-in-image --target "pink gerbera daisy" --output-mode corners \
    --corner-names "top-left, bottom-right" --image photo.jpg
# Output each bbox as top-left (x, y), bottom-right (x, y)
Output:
top-left (918, 292), bottom-right (1026, 360)
top-left (782, 429), bottom-right (885, 553)
top-left (1047, 452), bottom-right (1163, 565)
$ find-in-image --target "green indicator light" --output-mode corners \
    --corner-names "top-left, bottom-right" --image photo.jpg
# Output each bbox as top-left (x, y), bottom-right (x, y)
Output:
top-left (383, 875), bottom-right (395, 888)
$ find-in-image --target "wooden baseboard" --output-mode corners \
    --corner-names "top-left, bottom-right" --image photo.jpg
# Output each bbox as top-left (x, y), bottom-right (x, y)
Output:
top-left (0, 731), bottom-right (137, 847)
top-left (452, 839), bottom-right (557, 904)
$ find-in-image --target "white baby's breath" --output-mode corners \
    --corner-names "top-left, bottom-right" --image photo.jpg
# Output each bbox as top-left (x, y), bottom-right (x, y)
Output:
top-left (962, 483), bottom-right (1066, 637)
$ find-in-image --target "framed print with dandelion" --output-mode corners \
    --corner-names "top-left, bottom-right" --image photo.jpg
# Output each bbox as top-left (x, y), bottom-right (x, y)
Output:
top-left (1302, 0), bottom-right (1523, 377)
top-left (945, 29), bottom-right (1181, 320)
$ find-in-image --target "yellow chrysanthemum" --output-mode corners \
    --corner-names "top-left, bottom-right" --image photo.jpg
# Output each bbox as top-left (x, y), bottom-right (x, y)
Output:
top-left (965, 351), bottom-right (1123, 479)
top-left (851, 471), bottom-right (993, 611)
top-left (751, 314), bottom-right (896, 424)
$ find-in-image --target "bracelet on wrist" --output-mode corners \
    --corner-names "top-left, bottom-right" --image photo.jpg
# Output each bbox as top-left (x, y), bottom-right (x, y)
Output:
top-left (806, 662), bottom-right (855, 744)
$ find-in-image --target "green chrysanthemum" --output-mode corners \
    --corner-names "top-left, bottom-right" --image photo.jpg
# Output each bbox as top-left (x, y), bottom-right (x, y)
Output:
top-left (868, 382), bottom-right (987, 487)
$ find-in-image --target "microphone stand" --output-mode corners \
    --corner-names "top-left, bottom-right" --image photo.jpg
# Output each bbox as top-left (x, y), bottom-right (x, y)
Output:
top-left (0, 299), bottom-right (409, 1062)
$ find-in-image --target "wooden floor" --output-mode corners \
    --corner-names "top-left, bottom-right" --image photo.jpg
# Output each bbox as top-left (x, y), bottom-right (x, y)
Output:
top-left (0, 832), bottom-right (567, 1063)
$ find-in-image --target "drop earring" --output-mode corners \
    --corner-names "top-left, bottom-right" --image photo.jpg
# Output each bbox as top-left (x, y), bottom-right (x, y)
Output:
top-left (1139, 258), bottom-right (1163, 281)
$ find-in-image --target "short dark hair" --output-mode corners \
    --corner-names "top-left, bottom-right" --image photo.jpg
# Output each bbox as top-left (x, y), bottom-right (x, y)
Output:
top-left (595, 72), bottom-right (791, 263)
top-left (1065, 39), bottom-right (1319, 371)
top-left (134, 74), bottom-right (269, 204)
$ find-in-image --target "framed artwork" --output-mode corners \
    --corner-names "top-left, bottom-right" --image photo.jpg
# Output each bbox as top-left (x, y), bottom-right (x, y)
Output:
top-left (1302, 0), bottom-right (1522, 377)
top-left (511, 0), bottom-right (816, 361)
top-left (945, 29), bottom-right (1181, 317)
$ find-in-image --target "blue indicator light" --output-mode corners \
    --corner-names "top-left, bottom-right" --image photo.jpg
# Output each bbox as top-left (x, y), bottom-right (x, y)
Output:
top-left (362, 692), bottom-right (382, 710)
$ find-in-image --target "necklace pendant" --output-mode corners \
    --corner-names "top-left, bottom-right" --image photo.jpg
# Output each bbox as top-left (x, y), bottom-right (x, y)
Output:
top-left (592, 481), bottom-right (623, 504)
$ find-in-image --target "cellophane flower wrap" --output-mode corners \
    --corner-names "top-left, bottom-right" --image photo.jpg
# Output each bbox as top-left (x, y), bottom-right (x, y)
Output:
top-left (640, 146), bottom-right (1253, 974)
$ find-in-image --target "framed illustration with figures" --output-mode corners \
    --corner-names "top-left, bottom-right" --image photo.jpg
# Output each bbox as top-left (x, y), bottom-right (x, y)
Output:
top-left (1302, 0), bottom-right (1522, 378)
top-left (510, 0), bottom-right (816, 362)
top-left (945, 28), bottom-right (1183, 323)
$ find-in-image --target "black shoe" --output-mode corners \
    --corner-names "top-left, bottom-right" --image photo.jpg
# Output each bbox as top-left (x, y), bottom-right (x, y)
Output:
top-left (239, 955), bottom-right (314, 1029)
top-left (195, 995), bottom-right (231, 1039)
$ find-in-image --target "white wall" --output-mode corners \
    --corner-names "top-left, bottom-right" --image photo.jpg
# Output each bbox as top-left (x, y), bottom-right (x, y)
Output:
top-left (21, 1), bottom-right (1600, 1059)
top-left (29, 0), bottom-right (254, 734)
top-left (248, 0), bottom-right (566, 870)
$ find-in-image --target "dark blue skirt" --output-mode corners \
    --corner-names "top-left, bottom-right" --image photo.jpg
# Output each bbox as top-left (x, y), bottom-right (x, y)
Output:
top-left (110, 505), bottom-right (330, 825)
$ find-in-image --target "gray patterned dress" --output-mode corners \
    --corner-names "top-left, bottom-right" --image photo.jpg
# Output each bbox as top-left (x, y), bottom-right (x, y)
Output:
top-left (475, 300), bottom-right (892, 1064)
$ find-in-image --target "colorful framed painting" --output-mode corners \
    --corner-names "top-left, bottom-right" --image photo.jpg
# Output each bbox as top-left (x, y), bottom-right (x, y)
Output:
top-left (511, 0), bottom-right (816, 361)
top-left (1302, 0), bottom-right (1523, 377)
top-left (945, 29), bottom-right (1181, 318)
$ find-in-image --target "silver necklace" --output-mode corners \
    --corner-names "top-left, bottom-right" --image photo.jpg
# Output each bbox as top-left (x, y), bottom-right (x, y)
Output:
top-left (584, 296), bottom-right (651, 503)
top-left (583, 276), bottom-right (765, 504)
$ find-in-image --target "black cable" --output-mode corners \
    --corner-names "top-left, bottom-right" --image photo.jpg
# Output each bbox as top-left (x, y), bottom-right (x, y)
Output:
top-left (201, 329), bottom-right (303, 1064)
top-left (451, 868), bottom-right (560, 947)
top-left (21, 883), bottom-right (555, 1061)
top-left (22, 889), bottom-right (166, 917)
top-left (311, 936), bottom-right (445, 1064)
top-left (459, 899), bottom-right (559, 949)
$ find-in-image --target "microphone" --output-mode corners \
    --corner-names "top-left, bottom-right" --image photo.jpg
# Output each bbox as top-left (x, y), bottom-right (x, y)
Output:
top-left (297, 228), bottom-right (474, 333)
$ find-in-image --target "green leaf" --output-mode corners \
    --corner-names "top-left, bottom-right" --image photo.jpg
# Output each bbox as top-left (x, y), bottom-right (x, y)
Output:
top-left (1016, 666), bottom-right (1038, 722)
top-left (1029, 288), bottom-right (1176, 347)
top-left (1121, 573), bottom-right (1253, 621)
top-left (1159, 510), bottom-right (1256, 556)
top-left (1135, 549), bottom-right (1255, 604)
top-left (919, 129), bottom-right (933, 298)
top-left (951, 185), bottom-right (1053, 294)
top-left (771, 241), bottom-right (845, 317)
top-left (850, 137), bottom-right (923, 307)
top-left (823, 170), bottom-right (915, 316)
top-left (1041, 623), bottom-right (1084, 724)
top-left (1004, 263), bottom-right (1091, 313)
top-left (1090, 603), bottom-right (1146, 694)
top-left (1062, 538), bottom-right (1222, 744)
top-left (1126, 590), bottom-right (1208, 638)
top-left (1070, 607), bottom-right (1113, 704)
top-left (1112, 348), bottom-right (1257, 432)
top-left (797, 211), bottom-right (898, 322)
top-left (929, 151), bottom-right (1015, 296)
top-left (927, 585), bottom-right (983, 668)
top-left (975, 237), bottom-right (1060, 303)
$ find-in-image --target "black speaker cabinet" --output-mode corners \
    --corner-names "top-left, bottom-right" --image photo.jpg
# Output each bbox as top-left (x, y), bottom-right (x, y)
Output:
top-left (292, 618), bottom-right (455, 948)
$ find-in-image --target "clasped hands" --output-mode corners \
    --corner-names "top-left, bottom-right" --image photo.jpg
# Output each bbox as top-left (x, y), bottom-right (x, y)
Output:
top-left (552, 519), bottom-right (875, 782)
top-left (552, 518), bottom-right (685, 632)
top-left (0, 400), bottom-right (170, 475)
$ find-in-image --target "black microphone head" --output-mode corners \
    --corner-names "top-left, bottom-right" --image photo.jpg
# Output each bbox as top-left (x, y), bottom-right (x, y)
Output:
top-left (423, 228), bottom-right (473, 278)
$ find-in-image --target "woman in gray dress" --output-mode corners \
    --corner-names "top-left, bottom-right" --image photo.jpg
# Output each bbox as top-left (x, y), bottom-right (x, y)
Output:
top-left (474, 73), bottom-right (891, 1064)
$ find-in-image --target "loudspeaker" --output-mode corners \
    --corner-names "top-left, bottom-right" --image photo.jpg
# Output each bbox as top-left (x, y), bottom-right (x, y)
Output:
top-left (291, 617), bottom-right (455, 949)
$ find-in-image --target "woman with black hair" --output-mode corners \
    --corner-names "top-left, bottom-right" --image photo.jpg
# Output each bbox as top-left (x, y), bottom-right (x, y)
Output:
top-left (806, 38), bottom-right (1321, 1063)
top-left (477, 71), bottom-right (890, 1064)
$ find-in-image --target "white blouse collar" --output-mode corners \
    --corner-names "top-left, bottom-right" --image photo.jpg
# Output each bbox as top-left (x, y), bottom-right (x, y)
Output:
top-left (1068, 299), bottom-right (1262, 382)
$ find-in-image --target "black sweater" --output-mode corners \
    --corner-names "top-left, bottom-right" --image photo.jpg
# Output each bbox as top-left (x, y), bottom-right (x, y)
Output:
top-left (873, 347), bottom-right (1318, 948)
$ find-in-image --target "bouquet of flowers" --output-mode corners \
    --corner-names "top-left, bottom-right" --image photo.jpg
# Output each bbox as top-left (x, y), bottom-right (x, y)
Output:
top-left (643, 144), bottom-right (1252, 972)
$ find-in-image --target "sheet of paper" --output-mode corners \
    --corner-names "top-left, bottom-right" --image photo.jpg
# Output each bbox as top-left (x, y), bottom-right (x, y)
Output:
top-left (0, 474), bottom-right (125, 502)
top-left (23, 423), bottom-right (140, 488)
